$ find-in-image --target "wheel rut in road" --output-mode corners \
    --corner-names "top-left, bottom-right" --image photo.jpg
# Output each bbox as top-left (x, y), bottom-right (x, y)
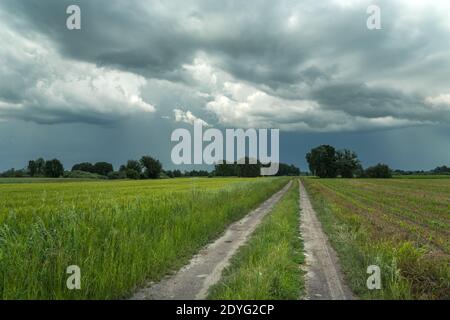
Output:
top-left (131, 181), bottom-right (292, 300)
top-left (299, 179), bottom-right (354, 300)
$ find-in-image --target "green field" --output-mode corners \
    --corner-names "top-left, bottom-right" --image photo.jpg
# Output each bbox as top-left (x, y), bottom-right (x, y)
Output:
top-left (302, 178), bottom-right (450, 299)
top-left (1, 176), bottom-right (448, 300)
top-left (208, 180), bottom-right (304, 300)
top-left (0, 177), bottom-right (289, 299)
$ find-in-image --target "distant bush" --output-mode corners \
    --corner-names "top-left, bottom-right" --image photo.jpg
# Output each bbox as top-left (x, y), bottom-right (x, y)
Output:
top-left (159, 171), bottom-right (171, 179)
top-left (72, 162), bottom-right (113, 176)
top-left (64, 170), bottom-right (107, 179)
top-left (126, 169), bottom-right (140, 180)
top-left (107, 171), bottom-right (127, 180)
top-left (433, 165), bottom-right (450, 174)
top-left (365, 163), bottom-right (392, 178)
top-left (72, 162), bottom-right (94, 173)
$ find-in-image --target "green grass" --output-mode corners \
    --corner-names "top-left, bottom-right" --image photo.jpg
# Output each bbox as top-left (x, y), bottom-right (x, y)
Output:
top-left (302, 178), bottom-right (450, 300)
top-left (393, 175), bottom-right (450, 179)
top-left (0, 177), bottom-right (289, 299)
top-left (208, 180), bottom-right (304, 300)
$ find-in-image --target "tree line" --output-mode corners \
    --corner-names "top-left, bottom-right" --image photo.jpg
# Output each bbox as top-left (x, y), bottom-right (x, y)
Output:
top-left (306, 144), bottom-right (393, 178)
top-left (214, 159), bottom-right (300, 177)
top-left (2, 148), bottom-right (447, 179)
top-left (0, 156), bottom-right (300, 179)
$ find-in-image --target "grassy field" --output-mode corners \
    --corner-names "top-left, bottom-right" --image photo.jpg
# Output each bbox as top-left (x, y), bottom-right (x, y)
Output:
top-left (302, 178), bottom-right (450, 299)
top-left (393, 175), bottom-right (450, 179)
top-left (0, 177), bottom-right (289, 299)
top-left (208, 180), bottom-right (304, 300)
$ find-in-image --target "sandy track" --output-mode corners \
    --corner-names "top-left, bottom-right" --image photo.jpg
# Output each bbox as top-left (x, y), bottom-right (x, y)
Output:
top-left (130, 181), bottom-right (292, 300)
top-left (299, 179), bottom-right (354, 300)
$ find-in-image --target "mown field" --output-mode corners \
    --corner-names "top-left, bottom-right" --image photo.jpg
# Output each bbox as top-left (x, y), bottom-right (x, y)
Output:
top-left (208, 180), bottom-right (304, 300)
top-left (0, 177), bottom-right (289, 299)
top-left (303, 178), bottom-right (450, 299)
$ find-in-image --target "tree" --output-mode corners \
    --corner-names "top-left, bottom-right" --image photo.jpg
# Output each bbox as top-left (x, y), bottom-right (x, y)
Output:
top-left (235, 158), bottom-right (261, 177)
top-left (28, 158), bottom-right (46, 176)
top-left (28, 160), bottom-right (37, 177)
top-left (214, 162), bottom-right (238, 176)
top-left (365, 163), bottom-right (392, 178)
top-left (72, 162), bottom-right (94, 173)
top-left (126, 169), bottom-right (140, 180)
top-left (124, 160), bottom-right (142, 174)
top-left (184, 170), bottom-right (210, 177)
top-left (433, 165), bottom-right (450, 174)
top-left (306, 145), bottom-right (338, 178)
top-left (35, 158), bottom-right (46, 176)
top-left (107, 171), bottom-right (127, 180)
top-left (140, 156), bottom-right (162, 179)
top-left (1, 168), bottom-right (16, 178)
top-left (164, 170), bottom-right (174, 178)
top-left (93, 162), bottom-right (114, 176)
top-left (44, 159), bottom-right (64, 178)
top-left (336, 149), bottom-right (361, 178)
top-left (276, 163), bottom-right (300, 176)
top-left (173, 169), bottom-right (182, 177)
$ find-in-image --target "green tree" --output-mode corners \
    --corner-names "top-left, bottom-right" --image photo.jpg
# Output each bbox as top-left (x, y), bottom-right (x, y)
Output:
top-left (173, 169), bottom-right (182, 177)
top-left (72, 162), bottom-right (94, 173)
top-left (306, 145), bottom-right (338, 178)
top-left (236, 158), bottom-right (261, 177)
top-left (44, 159), bottom-right (64, 178)
top-left (336, 149), bottom-right (361, 178)
top-left (140, 156), bottom-right (162, 179)
top-left (107, 171), bottom-right (127, 180)
top-left (433, 165), bottom-right (450, 174)
top-left (93, 162), bottom-right (114, 176)
top-left (365, 163), bottom-right (392, 178)
top-left (276, 163), bottom-right (300, 176)
top-left (126, 169), bottom-right (140, 180)
top-left (164, 170), bottom-right (174, 178)
top-left (28, 160), bottom-right (37, 177)
top-left (35, 158), bottom-right (46, 176)
top-left (214, 162), bottom-right (238, 176)
top-left (124, 160), bottom-right (142, 174)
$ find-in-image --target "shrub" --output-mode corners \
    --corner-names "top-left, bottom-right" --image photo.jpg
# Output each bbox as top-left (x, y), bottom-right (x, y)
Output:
top-left (107, 171), bottom-right (127, 180)
top-left (365, 163), bottom-right (392, 178)
top-left (64, 170), bottom-right (107, 179)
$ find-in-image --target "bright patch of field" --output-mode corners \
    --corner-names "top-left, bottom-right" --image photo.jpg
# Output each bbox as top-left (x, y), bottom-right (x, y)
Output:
top-left (208, 180), bottom-right (304, 300)
top-left (0, 177), bottom-right (289, 299)
top-left (303, 178), bottom-right (450, 299)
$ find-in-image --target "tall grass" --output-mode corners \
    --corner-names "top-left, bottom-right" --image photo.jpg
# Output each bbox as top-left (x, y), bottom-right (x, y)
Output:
top-left (0, 177), bottom-right (288, 299)
top-left (208, 180), bottom-right (304, 300)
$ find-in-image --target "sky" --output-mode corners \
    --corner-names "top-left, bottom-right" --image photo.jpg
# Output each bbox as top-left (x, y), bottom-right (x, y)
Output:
top-left (1, 0), bottom-right (450, 172)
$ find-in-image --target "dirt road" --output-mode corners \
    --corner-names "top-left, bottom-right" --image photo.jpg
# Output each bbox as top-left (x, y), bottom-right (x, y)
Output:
top-left (299, 179), bottom-right (354, 300)
top-left (131, 181), bottom-right (292, 300)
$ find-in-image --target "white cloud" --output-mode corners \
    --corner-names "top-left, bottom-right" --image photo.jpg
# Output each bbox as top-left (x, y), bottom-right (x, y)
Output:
top-left (0, 20), bottom-right (155, 124)
top-left (174, 109), bottom-right (209, 126)
top-left (425, 94), bottom-right (450, 109)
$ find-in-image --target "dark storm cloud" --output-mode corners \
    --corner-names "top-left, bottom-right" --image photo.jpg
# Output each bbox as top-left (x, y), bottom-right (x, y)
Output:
top-left (1, 0), bottom-right (450, 129)
top-left (313, 83), bottom-right (450, 123)
top-left (0, 0), bottom-right (450, 172)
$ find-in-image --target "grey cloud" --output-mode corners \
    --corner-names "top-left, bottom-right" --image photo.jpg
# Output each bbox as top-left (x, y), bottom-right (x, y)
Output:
top-left (313, 83), bottom-right (450, 124)
top-left (1, 0), bottom-right (450, 129)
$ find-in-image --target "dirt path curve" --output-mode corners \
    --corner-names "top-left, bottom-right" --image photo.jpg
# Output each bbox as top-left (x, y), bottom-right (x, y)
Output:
top-left (299, 179), bottom-right (354, 300)
top-left (130, 181), bottom-right (293, 300)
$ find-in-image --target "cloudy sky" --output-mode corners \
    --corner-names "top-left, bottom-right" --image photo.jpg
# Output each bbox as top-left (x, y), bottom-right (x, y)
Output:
top-left (1, 0), bottom-right (450, 172)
